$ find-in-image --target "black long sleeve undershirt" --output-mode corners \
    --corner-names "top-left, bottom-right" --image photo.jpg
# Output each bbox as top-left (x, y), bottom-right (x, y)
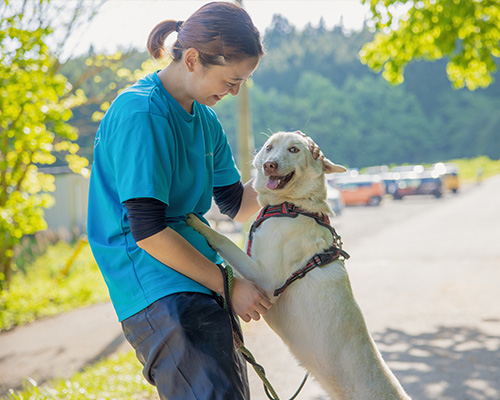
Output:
top-left (213, 180), bottom-right (244, 219)
top-left (123, 198), bottom-right (168, 242)
top-left (124, 180), bottom-right (244, 242)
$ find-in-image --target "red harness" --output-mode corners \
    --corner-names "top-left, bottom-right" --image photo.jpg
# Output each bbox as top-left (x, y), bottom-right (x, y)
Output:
top-left (247, 202), bottom-right (350, 296)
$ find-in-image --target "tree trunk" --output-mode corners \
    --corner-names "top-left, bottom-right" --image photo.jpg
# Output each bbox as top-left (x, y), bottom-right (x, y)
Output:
top-left (0, 242), bottom-right (13, 291)
top-left (237, 81), bottom-right (254, 183)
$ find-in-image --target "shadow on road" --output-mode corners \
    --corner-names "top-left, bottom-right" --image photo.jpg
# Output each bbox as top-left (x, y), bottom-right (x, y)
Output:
top-left (373, 325), bottom-right (500, 400)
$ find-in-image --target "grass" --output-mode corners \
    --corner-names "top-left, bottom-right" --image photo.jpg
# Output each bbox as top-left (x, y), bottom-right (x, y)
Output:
top-left (0, 240), bottom-right (109, 332)
top-left (446, 156), bottom-right (500, 181)
top-left (6, 350), bottom-right (157, 400)
top-left (1, 241), bottom-right (158, 399)
top-left (370, 156), bottom-right (500, 182)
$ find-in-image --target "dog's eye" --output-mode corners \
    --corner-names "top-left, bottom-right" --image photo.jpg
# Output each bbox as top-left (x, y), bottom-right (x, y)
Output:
top-left (288, 146), bottom-right (299, 153)
top-left (266, 145), bottom-right (273, 152)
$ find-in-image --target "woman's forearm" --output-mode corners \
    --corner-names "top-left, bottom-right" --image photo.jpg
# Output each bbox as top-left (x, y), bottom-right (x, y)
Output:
top-left (136, 225), bottom-right (272, 322)
top-left (136, 227), bottom-right (224, 295)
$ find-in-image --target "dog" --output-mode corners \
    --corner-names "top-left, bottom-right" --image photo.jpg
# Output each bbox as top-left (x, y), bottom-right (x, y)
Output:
top-left (187, 131), bottom-right (411, 399)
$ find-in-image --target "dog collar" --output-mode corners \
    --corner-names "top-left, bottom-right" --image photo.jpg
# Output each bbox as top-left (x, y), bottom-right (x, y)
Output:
top-left (246, 202), bottom-right (350, 296)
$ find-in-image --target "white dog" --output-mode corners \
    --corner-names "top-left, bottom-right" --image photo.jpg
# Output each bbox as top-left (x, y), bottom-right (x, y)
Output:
top-left (187, 131), bottom-right (411, 400)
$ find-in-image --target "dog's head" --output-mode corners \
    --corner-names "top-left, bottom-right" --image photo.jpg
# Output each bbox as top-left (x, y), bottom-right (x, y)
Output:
top-left (253, 131), bottom-right (346, 209)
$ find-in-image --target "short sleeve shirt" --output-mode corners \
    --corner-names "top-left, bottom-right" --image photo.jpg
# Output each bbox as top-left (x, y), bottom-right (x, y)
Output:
top-left (87, 72), bottom-right (240, 321)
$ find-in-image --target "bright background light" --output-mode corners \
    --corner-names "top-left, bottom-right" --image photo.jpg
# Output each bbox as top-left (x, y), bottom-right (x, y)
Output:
top-left (67, 0), bottom-right (370, 57)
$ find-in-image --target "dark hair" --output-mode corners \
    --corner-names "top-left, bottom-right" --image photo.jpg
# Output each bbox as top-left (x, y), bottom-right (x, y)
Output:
top-left (147, 1), bottom-right (263, 66)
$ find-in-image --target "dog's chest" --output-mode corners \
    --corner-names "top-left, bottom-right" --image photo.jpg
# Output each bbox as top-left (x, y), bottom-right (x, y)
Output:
top-left (248, 214), bottom-right (334, 283)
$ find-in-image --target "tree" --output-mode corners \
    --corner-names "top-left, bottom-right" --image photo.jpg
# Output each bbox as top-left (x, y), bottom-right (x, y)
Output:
top-left (213, 19), bottom-right (500, 167)
top-left (0, 14), bottom-right (89, 288)
top-left (360, 0), bottom-right (500, 89)
top-left (0, 1), bottom-right (159, 290)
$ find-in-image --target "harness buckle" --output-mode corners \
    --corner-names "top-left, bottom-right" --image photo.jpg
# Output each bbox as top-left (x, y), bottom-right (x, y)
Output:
top-left (286, 202), bottom-right (297, 215)
top-left (340, 249), bottom-right (351, 260)
top-left (313, 254), bottom-right (323, 266)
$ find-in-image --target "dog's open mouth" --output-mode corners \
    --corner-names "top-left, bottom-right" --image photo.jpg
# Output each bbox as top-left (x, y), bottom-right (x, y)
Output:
top-left (267, 171), bottom-right (295, 190)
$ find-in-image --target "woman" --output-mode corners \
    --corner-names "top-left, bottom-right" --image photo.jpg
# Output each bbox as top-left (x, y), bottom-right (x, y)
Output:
top-left (88, 2), bottom-right (318, 399)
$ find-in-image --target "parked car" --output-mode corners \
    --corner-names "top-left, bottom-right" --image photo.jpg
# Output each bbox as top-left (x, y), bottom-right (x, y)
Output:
top-left (432, 163), bottom-right (460, 193)
top-left (391, 172), bottom-right (443, 199)
top-left (364, 165), bottom-right (390, 175)
top-left (334, 175), bottom-right (385, 206)
top-left (391, 165), bottom-right (425, 174)
top-left (326, 183), bottom-right (345, 215)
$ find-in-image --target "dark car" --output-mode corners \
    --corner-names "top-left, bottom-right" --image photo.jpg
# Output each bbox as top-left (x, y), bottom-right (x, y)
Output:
top-left (391, 172), bottom-right (442, 200)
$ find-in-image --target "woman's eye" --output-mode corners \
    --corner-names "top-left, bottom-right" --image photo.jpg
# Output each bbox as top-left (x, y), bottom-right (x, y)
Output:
top-left (289, 146), bottom-right (299, 153)
top-left (265, 145), bottom-right (273, 151)
top-left (227, 82), bottom-right (236, 87)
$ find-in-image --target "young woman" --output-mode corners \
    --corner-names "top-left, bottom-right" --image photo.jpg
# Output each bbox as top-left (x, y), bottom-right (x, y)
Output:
top-left (88, 2), bottom-right (320, 399)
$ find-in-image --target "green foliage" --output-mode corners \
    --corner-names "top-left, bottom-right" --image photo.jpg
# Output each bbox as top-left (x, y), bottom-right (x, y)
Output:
top-left (257, 17), bottom-right (374, 92)
top-left (61, 52), bottom-right (169, 161)
top-left (217, 69), bottom-right (499, 169)
top-left (0, 241), bottom-right (109, 332)
top-left (0, 1), bottom-right (154, 290)
top-left (0, 11), bottom-right (89, 288)
top-left (211, 18), bottom-right (500, 169)
top-left (360, 0), bottom-right (500, 89)
top-left (447, 156), bottom-right (500, 180)
top-left (12, 231), bottom-right (60, 274)
top-left (66, 15), bottom-right (500, 174)
top-left (7, 350), bottom-right (156, 400)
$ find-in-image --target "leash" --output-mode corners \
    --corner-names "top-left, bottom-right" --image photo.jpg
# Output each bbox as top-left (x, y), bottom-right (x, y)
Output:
top-left (217, 264), bottom-right (309, 400)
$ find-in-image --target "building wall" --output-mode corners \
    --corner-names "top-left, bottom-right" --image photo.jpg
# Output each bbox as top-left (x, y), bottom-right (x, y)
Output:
top-left (43, 169), bottom-right (89, 237)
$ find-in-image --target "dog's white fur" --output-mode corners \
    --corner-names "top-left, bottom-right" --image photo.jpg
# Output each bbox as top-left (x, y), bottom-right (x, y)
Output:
top-left (187, 131), bottom-right (411, 399)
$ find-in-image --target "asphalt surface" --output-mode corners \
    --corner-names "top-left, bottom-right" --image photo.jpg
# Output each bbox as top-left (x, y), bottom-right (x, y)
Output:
top-left (1, 175), bottom-right (499, 399)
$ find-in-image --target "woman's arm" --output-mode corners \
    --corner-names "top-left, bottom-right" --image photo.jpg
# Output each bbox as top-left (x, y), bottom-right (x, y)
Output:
top-left (136, 227), bottom-right (271, 322)
top-left (233, 178), bottom-right (260, 223)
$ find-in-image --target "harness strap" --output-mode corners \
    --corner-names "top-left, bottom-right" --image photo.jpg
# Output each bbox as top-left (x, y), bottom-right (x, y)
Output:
top-left (247, 202), bottom-right (350, 296)
top-left (248, 203), bottom-right (330, 256)
top-left (274, 245), bottom-right (343, 296)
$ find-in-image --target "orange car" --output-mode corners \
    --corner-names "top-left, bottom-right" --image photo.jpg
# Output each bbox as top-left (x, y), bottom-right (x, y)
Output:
top-left (334, 176), bottom-right (386, 206)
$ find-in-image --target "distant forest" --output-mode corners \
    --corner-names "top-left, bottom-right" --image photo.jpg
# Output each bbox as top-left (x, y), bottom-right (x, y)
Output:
top-left (66, 15), bottom-right (500, 169)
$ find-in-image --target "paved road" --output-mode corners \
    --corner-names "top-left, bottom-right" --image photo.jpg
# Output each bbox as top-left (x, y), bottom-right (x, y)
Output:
top-left (245, 176), bottom-right (500, 400)
top-left (1, 176), bottom-right (499, 399)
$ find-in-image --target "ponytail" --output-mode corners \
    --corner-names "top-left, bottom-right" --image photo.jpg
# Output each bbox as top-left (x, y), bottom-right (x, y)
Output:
top-left (147, 20), bottom-right (178, 60)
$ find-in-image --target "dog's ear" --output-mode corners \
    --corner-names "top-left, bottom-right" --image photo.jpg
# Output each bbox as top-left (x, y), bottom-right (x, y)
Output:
top-left (323, 158), bottom-right (347, 174)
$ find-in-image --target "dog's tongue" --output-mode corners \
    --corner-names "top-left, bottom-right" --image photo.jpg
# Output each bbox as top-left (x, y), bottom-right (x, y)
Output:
top-left (267, 176), bottom-right (279, 190)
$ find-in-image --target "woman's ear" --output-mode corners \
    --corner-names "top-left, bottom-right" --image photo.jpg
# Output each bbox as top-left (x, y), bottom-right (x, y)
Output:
top-left (184, 48), bottom-right (200, 72)
top-left (323, 158), bottom-right (347, 174)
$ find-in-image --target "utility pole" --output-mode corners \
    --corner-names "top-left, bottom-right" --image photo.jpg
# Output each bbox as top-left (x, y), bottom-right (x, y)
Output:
top-left (237, 81), bottom-right (254, 182)
top-left (234, 0), bottom-right (254, 183)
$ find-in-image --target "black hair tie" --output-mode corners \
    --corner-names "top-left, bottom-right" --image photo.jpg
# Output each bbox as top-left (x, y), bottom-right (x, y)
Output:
top-left (175, 21), bottom-right (183, 32)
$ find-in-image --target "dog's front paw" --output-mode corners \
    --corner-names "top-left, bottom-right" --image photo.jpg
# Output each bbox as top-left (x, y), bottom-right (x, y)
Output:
top-left (186, 213), bottom-right (206, 233)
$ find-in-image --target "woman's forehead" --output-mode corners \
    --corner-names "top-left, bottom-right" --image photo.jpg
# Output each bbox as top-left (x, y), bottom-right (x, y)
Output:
top-left (221, 57), bottom-right (259, 79)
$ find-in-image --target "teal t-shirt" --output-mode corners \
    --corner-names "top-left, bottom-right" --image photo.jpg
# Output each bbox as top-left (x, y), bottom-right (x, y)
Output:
top-left (87, 71), bottom-right (240, 321)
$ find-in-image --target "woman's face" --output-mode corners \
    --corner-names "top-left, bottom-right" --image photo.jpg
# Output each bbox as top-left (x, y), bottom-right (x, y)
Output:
top-left (189, 55), bottom-right (260, 107)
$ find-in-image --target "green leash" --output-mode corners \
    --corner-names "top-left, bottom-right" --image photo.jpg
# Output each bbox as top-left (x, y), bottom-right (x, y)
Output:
top-left (218, 264), bottom-right (308, 400)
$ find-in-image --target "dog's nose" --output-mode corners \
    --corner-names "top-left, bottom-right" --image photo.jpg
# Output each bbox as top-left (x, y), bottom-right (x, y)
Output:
top-left (264, 161), bottom-right (278, 174)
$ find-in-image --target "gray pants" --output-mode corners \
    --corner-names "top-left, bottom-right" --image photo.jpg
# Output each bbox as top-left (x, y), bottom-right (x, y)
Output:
top-left (121, 292), bottom-right (249, 400)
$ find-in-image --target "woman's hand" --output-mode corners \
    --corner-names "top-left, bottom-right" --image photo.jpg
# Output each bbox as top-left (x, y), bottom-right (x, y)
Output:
top-left (295, 130), bottom-right (324, 161)
top-left (229, 277), bottom-right (272, 322)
